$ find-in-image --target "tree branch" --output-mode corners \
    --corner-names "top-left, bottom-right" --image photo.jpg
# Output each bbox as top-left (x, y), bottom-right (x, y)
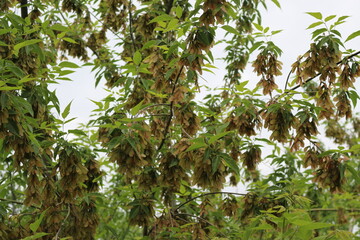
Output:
top-left (156, 65), bottom-right (184, 153)
top-left (0, 198), bottom-right (25, 205)
top-left (284, 50), bottom-right (360, 93)
top-left (20, 0), bottom-right (28, 19)
top-left (173, 191), bottom-right (247, 212)
top-left (53, 204), bottom-right (71, 240)
top-left (128, 0), bottom-right (137, 52)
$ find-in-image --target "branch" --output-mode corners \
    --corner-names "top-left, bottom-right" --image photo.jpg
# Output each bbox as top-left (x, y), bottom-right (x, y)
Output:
top-left (165, 0), bottom-right (175, 15)
top-left (307, 208), bottom-right (360, 212)
top-left (128, 0), bottom-right (137, 52)
top-left (156, 65), bottom-right (184, 153)
top-left (173, 191), bottom-right (247, 212)
top-left (53, 204), bottom-right (71, 240)
top-left (0, 198), bottom-right (24, 205)
top-left (284, 50), bottom-right (360, 93)
top-left (20, 0), bottom-right (28, 19)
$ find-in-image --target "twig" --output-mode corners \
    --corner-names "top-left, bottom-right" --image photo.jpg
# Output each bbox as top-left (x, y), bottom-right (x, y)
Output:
top-left (53, 204), bottom-right (71, 240)
top-left (0, 198), bottom-right (25, 205)
top-left (284, 50), bottom-right (360, 93)
top-left (128, 0), bottom-right (136, 52)
top-left (165, 0), bottom-right (175, 15)
top-left (20, 0), bottom-right (28, 19)
top-left (307, 208), bottom-right (360, 212)
top-left (156, 65), bottom-right (184, 153)
top-left (174, 213), bottom-right (227, 239)
top-left (174, 191), bottom-right (247, 212)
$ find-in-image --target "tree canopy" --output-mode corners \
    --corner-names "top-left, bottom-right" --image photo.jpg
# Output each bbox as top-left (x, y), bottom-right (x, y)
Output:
top-left (1, 0), bottom-right (360, 239)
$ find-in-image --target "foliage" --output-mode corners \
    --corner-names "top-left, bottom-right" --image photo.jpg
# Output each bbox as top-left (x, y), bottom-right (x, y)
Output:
top-left (0, 0), bottom-right (360, 239)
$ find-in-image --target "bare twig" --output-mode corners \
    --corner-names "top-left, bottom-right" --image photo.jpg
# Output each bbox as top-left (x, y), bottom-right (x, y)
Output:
top-left (53, 204), bottom-right (71, 240)
top-left (174, 191), bottom-right (247, 212)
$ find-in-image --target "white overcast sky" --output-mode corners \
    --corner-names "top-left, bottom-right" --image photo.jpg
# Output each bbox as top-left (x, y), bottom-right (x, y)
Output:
top-left (51, 0), bottom-right (360, 130)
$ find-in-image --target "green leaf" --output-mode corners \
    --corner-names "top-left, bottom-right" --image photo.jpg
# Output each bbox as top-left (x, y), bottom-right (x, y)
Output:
top-left (186, 138), bottom-right (207, 152)
top-left (208, 131), bottom-right (231, 144)
top-left (307, 21), bottom-right (323, 29)
top-left (149, 14), bottom-right (173, 23)
top-left (345, 163), bottom-right (360, 184)
top-left (21, 232), bottom-right (50, 240)
top-left (235, 80), bottom-right (249, 92)
top-left (63, 37), bottom-right (77, 44)
top-left (219, 153), bottom-right (239, 175)
top-left (345, 30), bottom-right (360, 42)
top-left (14, 39), bottom-right (42, 55)
top-left (271, 0), bottom-right (281, 8)
top-left (50, 24), bottom-right (69, 32)
top-left (133, 51), bottom-right (142, 65)
top-left (306, 12), bottom-right (323, 20)
top-left (30, 210), bottom-right (47, 233)
top-left (301, 222), bottom-right (332, 230)
top-left (61, 100), bottom-right (72, 119)
top-left (175, 5), bottom-right (183, 18)
top-left (325, 15), bottom-right (336, 22)
top-left (130, 100), bottom-right (144, 116)
top-left (253, 23), bottom-right (263, 31)
top-left (222, 25), bottom-right (240, 36)
top-left (0, 40), bottom-right (8, 46)
top-left (59, 61), bottom-right (80, 68)
top-left (68, 129), bottom-right (87, 136)
top-left (0, 86), bottom-right (22, 91)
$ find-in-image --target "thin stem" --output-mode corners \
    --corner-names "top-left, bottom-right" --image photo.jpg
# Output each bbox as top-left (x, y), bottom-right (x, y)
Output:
top-left (128, 0), bottom-right (136, 52)
top-left (156, 65), bottom-right (184, 153)
top-left (284, 50), bottom-right (360, 94)
top-left (174, 191), bottom-right (247, 212)
top-left (53, 204), bottom-right (71, 240)
top-left (0, 198), bottom-right (24, 205)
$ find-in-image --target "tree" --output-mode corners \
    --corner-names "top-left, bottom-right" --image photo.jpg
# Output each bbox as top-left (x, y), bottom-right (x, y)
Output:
top-left (1, 0), bottom-right (360, 239)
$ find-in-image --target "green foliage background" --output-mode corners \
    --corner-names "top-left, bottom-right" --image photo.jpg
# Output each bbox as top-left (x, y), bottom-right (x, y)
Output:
top-left (0, 0), bottom-right (360, 239)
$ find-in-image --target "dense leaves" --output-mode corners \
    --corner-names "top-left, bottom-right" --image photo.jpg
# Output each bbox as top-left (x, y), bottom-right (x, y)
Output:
top-left (0, 0), bottom-right (360, 239)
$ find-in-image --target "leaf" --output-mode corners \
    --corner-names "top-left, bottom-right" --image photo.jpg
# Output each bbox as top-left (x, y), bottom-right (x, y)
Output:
top-left (253, 22), bottom-right (263, 31)
top-left (21, 232), bottom-right (50, 240)
top-left (149, 14), bottom-right (173, 23)
top-left (61, 100), bottom-right (72, 119)
top-left (235, 80), bottom-right (249, 92)
top-left (208, 131), bottom-right (231, 144)
top-left (306, 12), bottom-right (323, 20)
top-left (345, 30), bottom-right (360, 42)
top-left (13, 39), bottom-right (42, 55)
top-left (50, 24), bottom-right (69, 32)
top-left (68, 129), bottom-right (87, 136)
top-left (0, 86), bottom-right (22, 91)
top-left (175, 5), bottom-right (183, 18)
top-left (301, 222), bottom-right (332, 230)
top-left (222, 25), bottom-right (240, 36)
top-left (30, 210), bottom-right (47, 233)
top-left (345, 163), bottom-right (360, 184)
top-left (271, 0), bottom-right (281, 8)
top-left (63, 37), bottom-right (77, 44)
top-left (59, 61), bottom-right (80, 68)
top-left (133, 51), bottom-right (142, 65)
top-left (186, 138), bottom-right (207, 152)
top-left (325, 15), bottom-right (336, 22)
top-left (130, 100), bottom-right (144, 116)
top-left (307, 21), bottom-right (323, 29)
top-left (219, 153), bottom-right (239, 175)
